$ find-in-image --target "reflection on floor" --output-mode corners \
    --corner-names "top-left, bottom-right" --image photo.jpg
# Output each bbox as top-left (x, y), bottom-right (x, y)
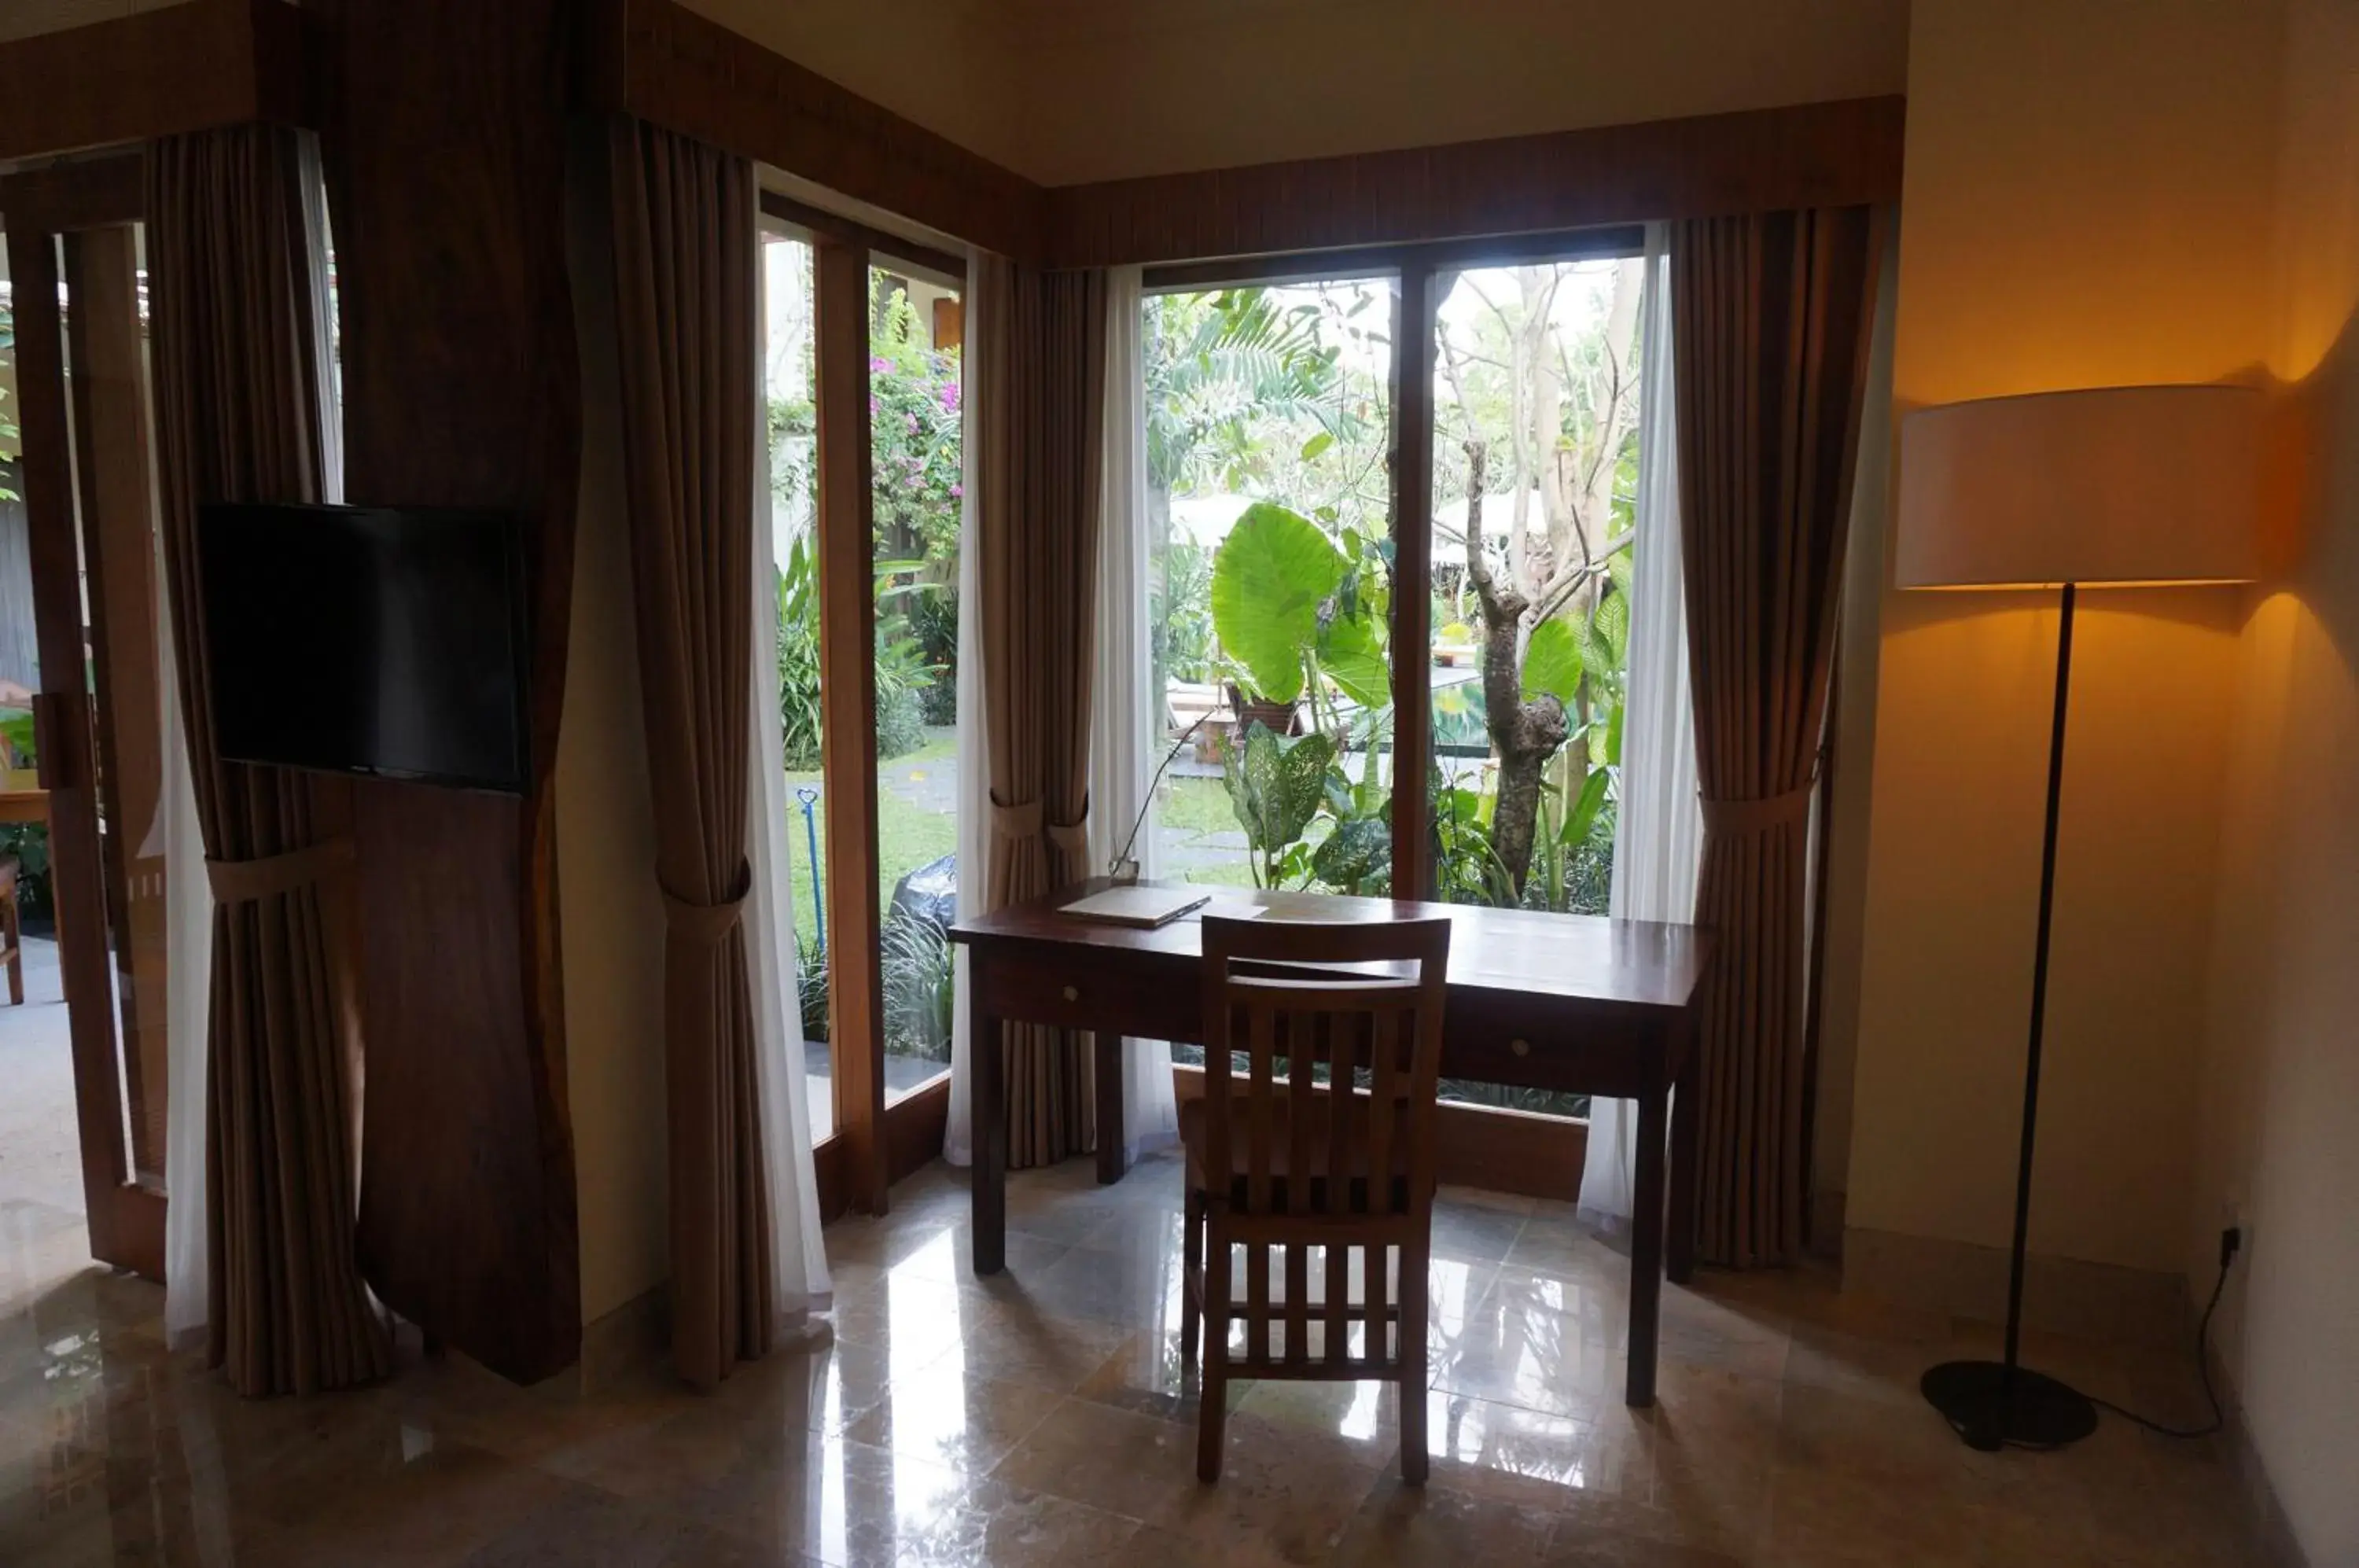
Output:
top-left (1, 1149), bottom-right (2267, 1565)
top-left (0, 936), bottom-right (79, 1215)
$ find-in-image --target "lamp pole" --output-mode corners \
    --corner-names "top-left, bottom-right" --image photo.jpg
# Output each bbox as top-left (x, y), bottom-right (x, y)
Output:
top-left (1920, 580), bottom-right (2100, 1451)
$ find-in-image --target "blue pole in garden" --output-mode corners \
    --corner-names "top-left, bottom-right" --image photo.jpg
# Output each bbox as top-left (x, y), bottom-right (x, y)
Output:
top-left (796, 786), bottom-right (826, 952)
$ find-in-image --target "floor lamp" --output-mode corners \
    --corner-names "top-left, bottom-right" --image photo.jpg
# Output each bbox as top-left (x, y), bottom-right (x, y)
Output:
top-left (1895, 384), bottom-right (2261, 1452)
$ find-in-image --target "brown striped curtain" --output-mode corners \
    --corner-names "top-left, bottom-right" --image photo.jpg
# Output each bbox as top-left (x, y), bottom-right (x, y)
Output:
top-left (149, 125), bottom-right (391, 1396)
top-left (604, 118), bottom-right (772, 1387)
top-left (970, 254), bottom-right (1109, 1167)
top-left (1672, 208), bottom-right (1881, 1268)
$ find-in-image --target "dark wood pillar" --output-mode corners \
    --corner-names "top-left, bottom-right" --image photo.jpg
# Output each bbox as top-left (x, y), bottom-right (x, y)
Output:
top-left (315, 0), bottom-right (583, 1383)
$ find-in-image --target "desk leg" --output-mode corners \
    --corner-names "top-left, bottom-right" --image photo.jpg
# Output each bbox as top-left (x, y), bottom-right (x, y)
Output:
top-left (1094, 1031), bottom-right (1129, 1186)
top-left (1626, 1083), bottom-right (1668, 1408)
top-left (1667, 1036), bottom-right (1698, 1286)
top-left (972, 990), bottom-right (1007, 1276)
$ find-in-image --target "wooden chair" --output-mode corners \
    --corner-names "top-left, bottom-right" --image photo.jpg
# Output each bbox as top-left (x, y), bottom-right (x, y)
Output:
top-left (1179, 912), bottom-right (1452, 1485)
top-left (1, 853), bottom-right (22, 1006)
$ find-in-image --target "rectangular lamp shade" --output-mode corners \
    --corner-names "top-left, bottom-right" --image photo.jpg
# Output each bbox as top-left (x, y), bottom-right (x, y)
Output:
top-left (1896, 385), bottom-right (2261, 589)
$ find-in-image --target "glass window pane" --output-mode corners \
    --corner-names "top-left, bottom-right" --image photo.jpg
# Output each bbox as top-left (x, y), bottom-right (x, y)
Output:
top-left (763, 228), bottom-right (833, 1144)
top-left (1142, 278), bottom-right (1397, 1075)
top-left (1144, 280), bottom-right (1396, 899)
top-left (1426, 256), bottom-right (1650, 1118)
top-left (869, 265), bottom-right (961, 1108)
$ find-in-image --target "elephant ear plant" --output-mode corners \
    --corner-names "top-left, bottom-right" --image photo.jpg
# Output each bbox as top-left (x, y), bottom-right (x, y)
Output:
top-left (1221, 721), bottom-right (1335, 889)
top-left (1209, 501), bottom-right (1346, 709)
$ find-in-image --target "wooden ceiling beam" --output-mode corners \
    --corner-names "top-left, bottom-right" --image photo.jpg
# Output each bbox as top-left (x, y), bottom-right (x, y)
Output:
top-left (583, 0), bottom-right (1045, 264)
top-left (1046, 96), bottom-right (1908, 271)
top-left (0, 0), bottom-right (308, 164)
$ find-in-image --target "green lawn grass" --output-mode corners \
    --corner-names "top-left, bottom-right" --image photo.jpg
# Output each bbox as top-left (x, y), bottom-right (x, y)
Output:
top-left (1154, 772), bottom-right (1238, 834)
top-left (778, 734), bottom-right (959, 944)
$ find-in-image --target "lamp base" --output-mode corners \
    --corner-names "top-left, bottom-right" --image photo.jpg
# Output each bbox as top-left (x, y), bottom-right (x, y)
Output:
top-left (1921, 1360), bottom-right (2099, 1452)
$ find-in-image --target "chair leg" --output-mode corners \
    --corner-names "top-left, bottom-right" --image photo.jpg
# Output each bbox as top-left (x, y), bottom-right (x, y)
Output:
top-left (1197, 1227), bottom-right (1229, 1483)
top-left (1180, 1186), bottom-right (1204, 1370)
top-left (1399, 1242), bottom-right (1430, 1485)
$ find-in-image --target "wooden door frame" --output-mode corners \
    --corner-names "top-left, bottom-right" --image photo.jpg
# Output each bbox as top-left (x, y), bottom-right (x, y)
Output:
top-left (2, 153), bottom-right (168, 1279)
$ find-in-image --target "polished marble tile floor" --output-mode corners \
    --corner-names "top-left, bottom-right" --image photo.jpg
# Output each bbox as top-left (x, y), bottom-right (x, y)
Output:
top-left (1, 1152), bottom-right (2267, 1565)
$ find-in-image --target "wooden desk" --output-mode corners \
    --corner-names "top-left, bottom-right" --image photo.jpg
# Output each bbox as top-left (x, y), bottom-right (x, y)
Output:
top-left (952, 879), bottom-right (1713, 1407)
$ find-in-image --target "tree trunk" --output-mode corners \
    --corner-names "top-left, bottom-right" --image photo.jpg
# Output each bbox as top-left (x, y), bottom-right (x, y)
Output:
top-left (1463, 440), bottom-right (1567, 896)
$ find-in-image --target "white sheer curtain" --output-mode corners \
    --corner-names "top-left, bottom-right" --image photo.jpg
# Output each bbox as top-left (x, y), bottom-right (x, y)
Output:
top-left (944, 265), bottom-right (992, 1168)
top-left (746, 218), bottom-right (831, 1311)
top-left (1087, 265), bottom-right (1180, 1163)
top-left (160, 531), bottom-right (213, 1346)
top-left (1581, 227), bottom-right (1702, 1224)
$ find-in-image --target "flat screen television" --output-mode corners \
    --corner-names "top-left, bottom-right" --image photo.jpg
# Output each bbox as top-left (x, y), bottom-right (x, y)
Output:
top-left (196, 502), bottom-right (531, 793)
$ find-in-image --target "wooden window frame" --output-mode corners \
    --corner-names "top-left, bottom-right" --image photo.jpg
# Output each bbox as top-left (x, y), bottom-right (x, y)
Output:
top-left (1137, 226), bottom-right (1652, 1133)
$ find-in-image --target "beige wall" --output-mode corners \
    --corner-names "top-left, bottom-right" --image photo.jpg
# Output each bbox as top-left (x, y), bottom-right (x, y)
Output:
top-left (2195, 0), bottom-right (2359, 1559)
top-left (1842, 0), bottom-right (2280, 1277)
top-left (558, 134), bottom-right (671, 1325)
top-left (677, 0), bottom-right (1908, 187)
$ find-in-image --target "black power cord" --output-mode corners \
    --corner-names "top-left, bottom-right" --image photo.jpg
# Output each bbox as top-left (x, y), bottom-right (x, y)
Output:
top-left (2014, 1225), bottom-right (2241, 1445)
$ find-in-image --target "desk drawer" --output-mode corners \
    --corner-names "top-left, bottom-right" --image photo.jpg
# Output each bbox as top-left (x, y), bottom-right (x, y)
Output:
top-left (1442, 992), bottom-right (1665, 1099)
top-left (970, 944), bottom-right (1200, 1042)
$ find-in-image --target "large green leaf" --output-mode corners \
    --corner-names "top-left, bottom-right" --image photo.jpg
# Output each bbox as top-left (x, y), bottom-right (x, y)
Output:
top-left (1608, 545), bottom-right (1635, 599)
top-left (1224, 721), bottom-right (1334, 855)
top-left (1211, 502), bottom-right (1345, 705)
top-left (1312, 815), bottom-right (1391, 894)
top-left (1318, 609), bottom-right (1390, 709)
top-left (1563, 767), bottom-right (1610, 848)
top-left (1593, 587), bottom-right (1632, 669)
top-left (1522, 617), bottom-right (1583, 704)
top-left (1579, 615), bottom-right (1618, 694)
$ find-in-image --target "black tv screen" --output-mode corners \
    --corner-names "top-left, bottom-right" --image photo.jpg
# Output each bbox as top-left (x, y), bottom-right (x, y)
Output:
top-left (196, 502), bottom-right (531, 793)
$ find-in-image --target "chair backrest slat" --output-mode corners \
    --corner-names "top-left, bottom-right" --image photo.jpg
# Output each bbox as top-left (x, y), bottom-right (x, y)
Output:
top-left (1196, 914), bottom-right (1452, 1374)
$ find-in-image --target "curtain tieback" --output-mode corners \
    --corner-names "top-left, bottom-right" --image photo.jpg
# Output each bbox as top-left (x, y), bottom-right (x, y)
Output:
top-left (991, 796), bottom-right (1043, 840)
top-left (660, 859), bottom-right (753, 946)
top-left (1046, 808), bottom-right (1087, 860)
top-left (206, 838), bottom-right (357, 904)
top-left (1698, 782), bottom-right (1815, 836)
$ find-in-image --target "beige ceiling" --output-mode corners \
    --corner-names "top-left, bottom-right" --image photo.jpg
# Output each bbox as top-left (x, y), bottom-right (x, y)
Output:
top-left (690, 0), bottom-right (1911, 184)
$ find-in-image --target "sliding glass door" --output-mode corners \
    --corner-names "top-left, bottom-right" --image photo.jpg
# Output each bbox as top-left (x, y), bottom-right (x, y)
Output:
top-left (866, 259), bottom-right (962, 1113)
top-left (760, 223), bottom-right (833, 1145)
top-left (2, 165), bottom-right (175, 1275)
top-left (758, 197), bottom-right (966, 1216)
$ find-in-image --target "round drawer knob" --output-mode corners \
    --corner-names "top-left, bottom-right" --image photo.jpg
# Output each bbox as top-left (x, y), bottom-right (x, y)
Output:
top-left (1510, 1037), bottom-right (1532, 1058)
top-left (1062, 985), bottom-right (1080, 1003)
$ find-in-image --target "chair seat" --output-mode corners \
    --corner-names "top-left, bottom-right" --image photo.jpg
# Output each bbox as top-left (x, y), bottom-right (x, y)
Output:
top-left (1179, 1091), bottom-right (1426, 1211)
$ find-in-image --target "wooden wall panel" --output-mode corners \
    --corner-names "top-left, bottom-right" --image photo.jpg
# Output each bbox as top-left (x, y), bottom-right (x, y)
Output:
top-left (316, 0), bottom-right (583, 1385)
top-left (0, 0), bottom-right (304, 162)
top-left (586, 0), bottom-right (1043, 263)
top-left (1045, 96), bottom-right (1908, 269)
